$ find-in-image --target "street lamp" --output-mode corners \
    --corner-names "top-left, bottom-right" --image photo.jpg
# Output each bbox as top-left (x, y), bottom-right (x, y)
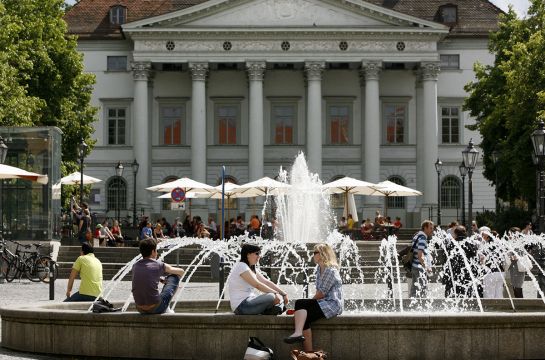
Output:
top-left (531, 120), bottom-right (545, 233)
top-left (462, 139), bottom-right (479, 235)
top-left (115, 161), bottom-right (124, 225)
top-left (131, 159), bottom-right (139, 227)
top-left (435, 158), bottom-right (443, 226)
top-left (491, 149), bottom-right (500, 214)
top-left (78, 138), bottom-right (88, 204)
top-left (0, 136), bottom-right (8, 283)
top-left (458, 161), bottom-right (467, 228)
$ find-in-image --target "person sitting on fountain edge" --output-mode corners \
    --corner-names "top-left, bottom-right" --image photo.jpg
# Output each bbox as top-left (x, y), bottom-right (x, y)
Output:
top-left (228, 243), bottom-right (288, 315)
top-left (284, 243), bottom-right (343, 352)
top-left (65, 242), bottom-right (103, 302)
top-left (132, 238), bottom-right (185, 314)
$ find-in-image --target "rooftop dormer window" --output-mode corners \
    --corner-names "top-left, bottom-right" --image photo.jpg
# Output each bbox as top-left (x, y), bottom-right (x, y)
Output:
top-left (438, 4), bottom-right (457, 25)
top-left (110, 5), bottom-right (126, 25)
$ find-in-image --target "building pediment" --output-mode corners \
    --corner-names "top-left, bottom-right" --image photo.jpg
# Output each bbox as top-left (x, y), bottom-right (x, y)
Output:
top-left (124, 0), bottom-right (448, 32)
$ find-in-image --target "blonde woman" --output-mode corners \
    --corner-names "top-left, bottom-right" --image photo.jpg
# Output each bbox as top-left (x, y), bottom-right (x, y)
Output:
top-left (284, 243), bottom-right (343, 352)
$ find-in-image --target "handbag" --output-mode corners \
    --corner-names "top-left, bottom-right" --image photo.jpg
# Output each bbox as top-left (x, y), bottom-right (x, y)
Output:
top-left (244, 337), bottom-right (275, 360)
top-left (290, 349), bottom-right (327, 360)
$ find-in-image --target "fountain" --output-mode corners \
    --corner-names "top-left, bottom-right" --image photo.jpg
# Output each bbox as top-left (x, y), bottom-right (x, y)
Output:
top-left (3, 152), bottom-right (545, 359)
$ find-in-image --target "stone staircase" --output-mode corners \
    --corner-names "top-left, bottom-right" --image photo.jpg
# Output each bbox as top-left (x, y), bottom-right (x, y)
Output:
top-left (56, 239), bottom-right (413, 282)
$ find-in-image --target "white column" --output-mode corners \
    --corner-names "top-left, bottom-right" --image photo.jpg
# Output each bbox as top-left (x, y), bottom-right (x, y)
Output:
top-left (361, 61), bottom-right (382, 186)
top-left (305, 61), bottom-right (325, 175)
top-left (189, 63), bottom-right (208, 183)
top-left (131, 61), bottom-right (152, 210)
top-left (246, 61), bottom-right (266, 181)
top-left (414, 69), bottom-right (424, 208)
top-left (420, 62), bottom-right (440, 207)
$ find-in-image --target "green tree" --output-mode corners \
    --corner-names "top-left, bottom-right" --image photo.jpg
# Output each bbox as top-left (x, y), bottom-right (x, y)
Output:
top-left (464, 0), bottom-right (545, 207)
top-left (0, 0), bottom-right (96, 172)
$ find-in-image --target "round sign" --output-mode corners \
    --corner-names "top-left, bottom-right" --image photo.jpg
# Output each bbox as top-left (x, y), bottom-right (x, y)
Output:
top-left (171, 187), bottom-right (185, 202)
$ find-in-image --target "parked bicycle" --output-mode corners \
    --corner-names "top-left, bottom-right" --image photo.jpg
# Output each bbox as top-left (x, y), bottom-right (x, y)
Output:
top-left (0, 240), bottom-right (58, 283)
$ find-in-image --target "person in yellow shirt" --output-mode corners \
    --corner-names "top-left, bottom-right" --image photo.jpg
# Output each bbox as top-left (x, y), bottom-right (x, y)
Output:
top-left (65, 243), bottom-right (103, 302)
top-left (347, 214), bottom-right (355, 230)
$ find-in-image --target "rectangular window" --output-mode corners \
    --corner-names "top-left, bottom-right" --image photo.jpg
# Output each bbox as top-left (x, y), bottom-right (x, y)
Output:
top-left (441, 106), bottom-right (460, 144)
top-left (440, 54), bottom-right (460, 70)
top-left (107, 56), bottom-right (127, 71)
top-left (383, 104), bottom-right (406, 144)
top-left (327, 104), bottom-right (351, 144)
top-left (107, 107), bottom-right (126, 145)
top-left (271, 104), bottom-right (296, 144)
top-left (216, 104), bottom-right (239, 145)
top-left (160, 105), bottom-right (185, 145)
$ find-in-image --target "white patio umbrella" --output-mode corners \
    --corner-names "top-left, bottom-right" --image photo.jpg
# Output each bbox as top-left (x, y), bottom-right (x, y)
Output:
top-left (369, 180), bottom-right (422, 217)
top-left (146, 177), bottom-right (214, 193)
top-left (232, 176), bottom-right (291, 197)
top-left (60, 171), bottom-right (101, 185)
top-left (0, 164), bottom-right (48, 184)
top-left (322, 176), bottom-right (376, 223)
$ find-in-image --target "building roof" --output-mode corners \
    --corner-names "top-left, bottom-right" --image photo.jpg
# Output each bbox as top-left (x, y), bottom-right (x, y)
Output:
top-left (64, 0), bottom-right (502, 40)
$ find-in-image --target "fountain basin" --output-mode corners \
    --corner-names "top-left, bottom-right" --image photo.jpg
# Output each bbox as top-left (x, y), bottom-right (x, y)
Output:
top-left (2, 300), bottom-right (545, 359)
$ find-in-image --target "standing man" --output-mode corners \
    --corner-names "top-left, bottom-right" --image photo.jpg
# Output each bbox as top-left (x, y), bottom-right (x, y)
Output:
top-left (132, 239), bottom-right (186, 314)
top-left (411, 220), bottom-right (434, 298)
top-left (65, 242), bottom-right (103, 302)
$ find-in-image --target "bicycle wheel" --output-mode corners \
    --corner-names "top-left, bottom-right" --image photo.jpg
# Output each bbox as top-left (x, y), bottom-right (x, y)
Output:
top-left (25, 256), bottom-right (43, 282)
top-left (35, 256), bottom-right (56, 283)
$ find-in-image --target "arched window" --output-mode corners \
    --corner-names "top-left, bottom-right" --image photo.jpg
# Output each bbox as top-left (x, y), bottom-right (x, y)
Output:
top-left (329, 176), bottom-right (345, 209)
top-left (387, 176), bottom-right (406, 209)
top-left (107, 177), bottom-right (127, 211)
top-left (217, 176), bottom-right (238, 211)
top-left (161, 176), bottom-right (178, 210)
top-left (441, 176), bottom-right (461, 209)
top-left (109, 5), bottom-right (126, 25)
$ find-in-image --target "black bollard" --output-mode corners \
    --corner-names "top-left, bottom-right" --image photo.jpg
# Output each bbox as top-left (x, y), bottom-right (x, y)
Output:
top-left (49, 260), bottom-right (56, 300)
top-left (218, 257), bottom-right (225, 299)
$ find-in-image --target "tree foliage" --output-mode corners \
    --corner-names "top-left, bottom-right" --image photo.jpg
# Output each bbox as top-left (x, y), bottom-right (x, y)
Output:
top-left (464, 0), bottom-right (545, 206)
top-left (0, 0), bottom-right (96, 171)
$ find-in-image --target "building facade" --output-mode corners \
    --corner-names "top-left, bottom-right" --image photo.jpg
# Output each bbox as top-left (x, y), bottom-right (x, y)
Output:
top-left (65, 0), bottom-right (501, 227)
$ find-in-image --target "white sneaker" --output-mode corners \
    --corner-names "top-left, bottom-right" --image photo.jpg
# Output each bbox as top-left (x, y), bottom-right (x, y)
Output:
top-left (164, 307), bottom-right (175, 314)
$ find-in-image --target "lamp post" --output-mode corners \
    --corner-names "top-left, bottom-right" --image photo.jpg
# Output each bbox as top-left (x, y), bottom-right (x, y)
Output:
top-left (0, 136), bottom-right (8, 283)
top-left (462, 139), bottom-right (479, 235)
top-left (115, 161), bottom-right (124, 225)
top-left (131, 159), bottom-right (139, 227)
top-left (491, 149), bottom-right (500, 214)
top-left (531, 120), bottom-right (545, 233)
top-left (78, 138), bottom-right (88, 204)
top-left (435, 158), bottom-right (443, 226)
top-left (458, 161), bottom-right (467, 228)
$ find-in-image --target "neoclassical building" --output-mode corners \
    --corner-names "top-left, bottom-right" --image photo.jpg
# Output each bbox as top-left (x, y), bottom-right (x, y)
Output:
top-left (65, 0), bottom-right (501, 227)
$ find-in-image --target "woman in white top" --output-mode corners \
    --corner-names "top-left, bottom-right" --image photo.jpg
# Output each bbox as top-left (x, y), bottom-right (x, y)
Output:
top-left (228, 243), bottom-right (288, 315)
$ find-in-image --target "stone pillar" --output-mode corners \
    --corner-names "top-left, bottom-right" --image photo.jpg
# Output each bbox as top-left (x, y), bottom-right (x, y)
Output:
top-left (305, 61), bottom-right (325, 175)
top-left (189, 63), bottom-right (209, 183)
top-left (246, 61), bottom-right (266, 181)
top-left (131, 61), bottom-right (152, 211)
top-left (420, 62), bottom-right (440, 220)
top-left (414, 69), bottom-right (424, 209)
top-left (361, 61), bottom-right (382, 212)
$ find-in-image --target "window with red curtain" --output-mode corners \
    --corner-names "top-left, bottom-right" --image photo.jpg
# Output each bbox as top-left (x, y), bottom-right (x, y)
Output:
top-left (272, 104), bottom-right (295, 144)
top-left (217, 105), bottom-right (238, 144)
top-left (161, 106), bottom-right (184, 145)
top-left (328, 105), bottom-right (350, 144)
top-left (384, 104), bottom-right (405, 144)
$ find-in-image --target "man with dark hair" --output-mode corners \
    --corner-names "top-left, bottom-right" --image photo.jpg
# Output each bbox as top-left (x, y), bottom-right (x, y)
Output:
top-left (65, 242), bottom-right (103, 302)
top-left (410, 220), bottom-right (434, 298)
top-left (132, 238), bottom-right (186, 314)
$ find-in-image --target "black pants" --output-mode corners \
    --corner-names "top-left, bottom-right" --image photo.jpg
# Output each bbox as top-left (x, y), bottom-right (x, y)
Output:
top-left (294, 299), bottom-right (325, 330)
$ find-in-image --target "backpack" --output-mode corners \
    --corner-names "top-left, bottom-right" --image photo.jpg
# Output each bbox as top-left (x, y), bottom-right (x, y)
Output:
top-left (244, 337), bottom-right (275, 360)
top-left (398, 243), bottom-right (413, 272)
top-left (92, 297), bottom-right (121, 313)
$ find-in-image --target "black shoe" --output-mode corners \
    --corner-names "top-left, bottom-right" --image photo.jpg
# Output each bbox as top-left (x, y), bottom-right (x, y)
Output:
top-left (283, 335), bottom-right (305, 344)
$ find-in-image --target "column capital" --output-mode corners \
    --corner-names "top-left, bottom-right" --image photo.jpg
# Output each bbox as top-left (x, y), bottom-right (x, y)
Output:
top-left (131, 61), bottom-right (152, 80)
top-left (421, 62), bottom-right (440, 81)
top-left (305, 61), bottom-right (325, 81)
top-left (246, 61), bottom-right (266, 81)
top-left (360, 61), bottom-right (382, 82)
top-left (189, 62), bottom-right (209, 81)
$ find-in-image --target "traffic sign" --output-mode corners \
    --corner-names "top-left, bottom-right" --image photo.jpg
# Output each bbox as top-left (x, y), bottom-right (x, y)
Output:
top-left (171, 202), bottom-right (185, 210)
top-left (171, 187), bottom-right (186, 202)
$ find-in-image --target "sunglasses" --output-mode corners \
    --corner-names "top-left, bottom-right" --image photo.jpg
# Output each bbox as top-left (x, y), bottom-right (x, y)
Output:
top-left (313, 251), bottom-right (320, 255)
top-left (254, 252), bottom-right (261, 256)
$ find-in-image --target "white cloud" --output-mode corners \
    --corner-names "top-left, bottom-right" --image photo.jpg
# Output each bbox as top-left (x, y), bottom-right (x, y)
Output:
top-left (489, 0), bottom-right (530, 17)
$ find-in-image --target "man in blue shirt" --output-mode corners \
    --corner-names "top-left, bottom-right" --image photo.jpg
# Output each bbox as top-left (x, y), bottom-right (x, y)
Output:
top-left (411, 220), bottom-right (434, 298)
